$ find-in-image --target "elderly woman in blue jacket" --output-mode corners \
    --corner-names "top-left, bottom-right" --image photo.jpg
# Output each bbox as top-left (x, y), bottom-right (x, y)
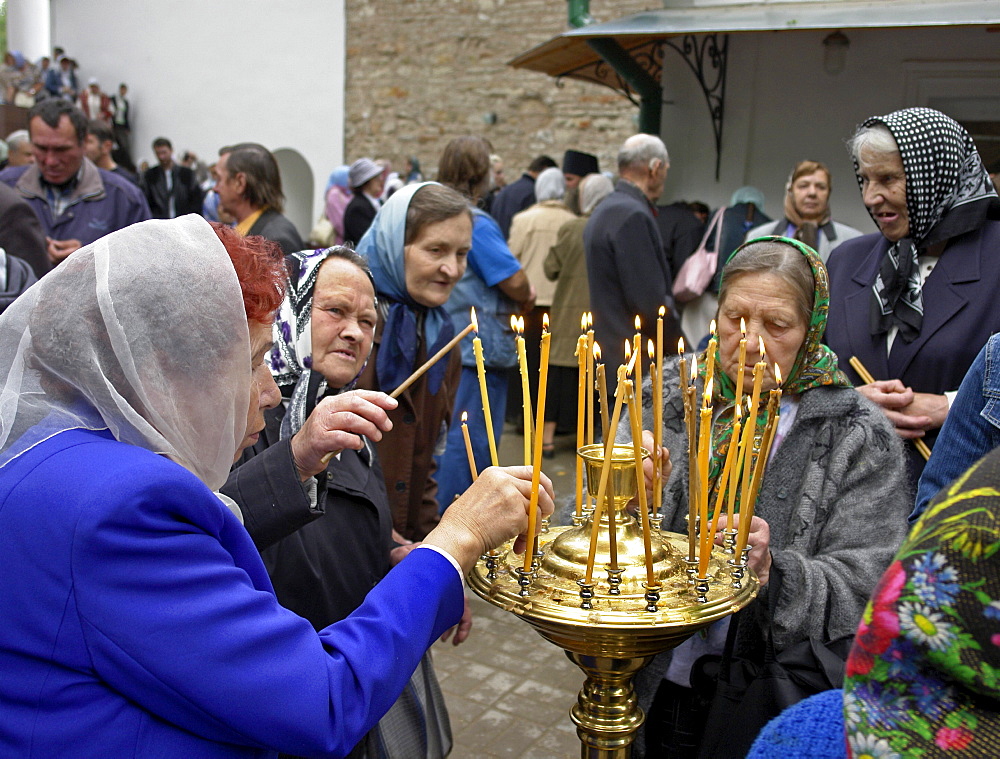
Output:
top-left (0, 215), bottom-right (552, 758)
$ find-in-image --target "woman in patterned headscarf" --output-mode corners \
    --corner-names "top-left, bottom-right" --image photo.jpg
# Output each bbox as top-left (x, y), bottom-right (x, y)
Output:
top-left (825, 107), bottom-right (1000, 488)
top-left (629, 237), bottom-right (911, 758)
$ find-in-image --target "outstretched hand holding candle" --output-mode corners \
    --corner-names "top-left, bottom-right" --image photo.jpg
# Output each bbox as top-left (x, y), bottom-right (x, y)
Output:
top-left (423, 466), bottom-right (555, 574)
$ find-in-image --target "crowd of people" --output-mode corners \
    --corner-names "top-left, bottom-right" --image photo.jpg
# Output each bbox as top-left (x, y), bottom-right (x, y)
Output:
top-left (1, 82), bottom-right (1000, 759)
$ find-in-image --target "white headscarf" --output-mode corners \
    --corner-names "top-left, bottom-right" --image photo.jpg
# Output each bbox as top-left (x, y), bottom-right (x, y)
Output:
top-left (0, 215), bottom-right (250, 491)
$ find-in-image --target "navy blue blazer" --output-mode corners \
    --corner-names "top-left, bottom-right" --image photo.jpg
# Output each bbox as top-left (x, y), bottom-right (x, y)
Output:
top-left (826, 220), bottom-right (1000, 480)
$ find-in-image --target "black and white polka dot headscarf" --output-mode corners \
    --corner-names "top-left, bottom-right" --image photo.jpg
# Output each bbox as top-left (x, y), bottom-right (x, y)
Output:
top-left (856, 107), bottom-right (997, 342)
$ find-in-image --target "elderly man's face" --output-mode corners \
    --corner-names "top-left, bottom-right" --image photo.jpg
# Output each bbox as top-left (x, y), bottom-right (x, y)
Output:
top-left (7, 140), bottom-right (35, 167)
top-left (30, 115), bottom-right (84, 185)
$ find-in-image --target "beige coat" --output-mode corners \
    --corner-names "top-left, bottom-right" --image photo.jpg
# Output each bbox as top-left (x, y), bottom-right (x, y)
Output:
top-left (543, 216), bottom-right (591, 368)
top-left (508, 200), bottom-right (576, 308)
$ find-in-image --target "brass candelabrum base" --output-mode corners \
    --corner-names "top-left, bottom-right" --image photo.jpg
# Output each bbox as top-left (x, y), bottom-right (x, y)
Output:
top-left (468, 444), bottom-right (759, 757)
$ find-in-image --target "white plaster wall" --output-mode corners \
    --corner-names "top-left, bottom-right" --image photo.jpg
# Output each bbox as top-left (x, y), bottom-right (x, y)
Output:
top-left (660, 25), bottom-right (1000, 232)
top-left (49, 0), bottom-right (346, 236)
top-left (6, 0), bottom-right (51, 62)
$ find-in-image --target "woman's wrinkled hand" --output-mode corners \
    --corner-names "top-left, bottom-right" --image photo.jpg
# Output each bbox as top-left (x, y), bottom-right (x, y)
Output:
top-left (857, 380), bottom-right (945, 439)
top-left (712, 513), bottom-right (771, 587)
top-left (423, 466), bottom-right (554, 574)
top-left (290, 390), bottom-right (397, 480)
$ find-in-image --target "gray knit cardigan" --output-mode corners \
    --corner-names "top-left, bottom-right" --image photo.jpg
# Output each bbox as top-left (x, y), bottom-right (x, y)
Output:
top-left (618, 355), bottom-right (912, 651)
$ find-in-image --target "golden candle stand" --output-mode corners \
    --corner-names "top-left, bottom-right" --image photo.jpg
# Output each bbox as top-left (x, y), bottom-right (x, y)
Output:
top-left (468, 444), bottom-right (759, 758)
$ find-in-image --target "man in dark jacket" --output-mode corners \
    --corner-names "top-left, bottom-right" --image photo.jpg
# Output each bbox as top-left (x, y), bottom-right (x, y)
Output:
top-left (0, 180), bottom-right (48, 278)
top-left (142, 137), bottom-right (203, 218)
top-left (0, 99), bottom-right (150, 265)
top-left (489, 154), bottom-right (557, 239)
top-left (584, 133), bottom-right (682, 391)
top-left (214, 142), bottom-right (303, 253)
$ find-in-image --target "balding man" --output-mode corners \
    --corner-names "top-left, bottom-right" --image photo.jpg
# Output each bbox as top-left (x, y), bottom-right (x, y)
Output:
top-left (584, 134), bottom-right (682, 390)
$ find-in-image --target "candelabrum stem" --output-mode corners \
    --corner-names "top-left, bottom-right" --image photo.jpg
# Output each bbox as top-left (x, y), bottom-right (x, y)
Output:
top-left (567, 652), bottom-right (653, 757)
top-left (577, 578), bottom-right (595, 610)
top-left (541, 517), bottom-right (551, 534)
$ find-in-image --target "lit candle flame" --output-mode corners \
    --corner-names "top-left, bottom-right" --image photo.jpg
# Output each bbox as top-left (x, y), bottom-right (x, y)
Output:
top-left (580, 312), bottom-right (587, 331)
top-left (678, 336), bottom-right (685, 354)
top-left (740, 317), bottom-right (746, 336)
top-left (470, 307), bottom-right (479, 333)
top-left (710, 319), bottom-right (717, 336)
top-left (691, 356), bottom-right (698, 383)
top-left (704, 377), bottom-right (713, 403)
top-left (586, 312), bottom-right (593, 329)
top-left (594, 342), bottom-right (602, 362)
top-left (510, 314), bottom-right (518, 332)
top-left (461, 410), bottom-right (468, 423)
top-left (624, 339), bottom-right (631, 361)
top-left (735, 404), bottom-right (742, 420)
top-left (647, 339), bottom-right (655, 360)
top-left (635, 315), bottom-right (641, 331)
top-left (543, 313), bottom-right (549, 332)
top-left (759, 335), bottom-right (766, 357)
top-left (659, 305), bottom-right (666, 317)
top-left (775, 364), bottom-right (782, 386)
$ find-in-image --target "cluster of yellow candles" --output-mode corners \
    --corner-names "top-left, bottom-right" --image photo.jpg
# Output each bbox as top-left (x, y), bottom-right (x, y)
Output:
top-left (681, 319), bottom-right (782, 580)
top-left (456, 304), bottom-right (783, 589)
top-left (576, 309), bottom-right (668, 588)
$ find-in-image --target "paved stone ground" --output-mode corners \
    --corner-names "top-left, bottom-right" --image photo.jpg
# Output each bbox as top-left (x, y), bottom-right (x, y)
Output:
top-left (432, 422), bottom-right (585, 758)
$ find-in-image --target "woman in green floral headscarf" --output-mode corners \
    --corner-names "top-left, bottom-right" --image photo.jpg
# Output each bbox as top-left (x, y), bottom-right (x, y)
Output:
top-left (628, 236), bottom-right (911, 758)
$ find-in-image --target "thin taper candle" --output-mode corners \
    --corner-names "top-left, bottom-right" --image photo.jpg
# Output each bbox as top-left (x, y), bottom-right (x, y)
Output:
top-left (585, 366), bottom-right (629, 584)
top-left (595, 344), bottom-right (609, 437)
top-left (472, 311), bottom-right (499, 467)
top-left (586, 314), bottom-right (595, 447)
top-left (461, 411), bottom-right (477, 482)
top-left (575, 335), bottom-right (587, 517)
top-left (523, 317), bottom-right (551, 572)
top-left (626, 379), bottom-right (656, 585)
top-left (512, 315), bottom-right (532, 466)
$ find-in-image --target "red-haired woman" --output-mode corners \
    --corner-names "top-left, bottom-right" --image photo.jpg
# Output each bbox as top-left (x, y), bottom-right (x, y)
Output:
top-left (0, 215), bottom-right (552, 757)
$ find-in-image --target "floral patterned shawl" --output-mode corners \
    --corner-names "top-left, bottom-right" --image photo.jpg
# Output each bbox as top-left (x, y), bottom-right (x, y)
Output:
top-left (844, 446), bottom-right (1000, 757)
top-left (701, 236), bottom-right (851, 512)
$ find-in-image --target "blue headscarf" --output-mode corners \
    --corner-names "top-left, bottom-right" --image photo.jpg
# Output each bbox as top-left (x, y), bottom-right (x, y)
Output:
top-left (355, 182), bottom-right (456, 396)
top-left (325, 165), bottom-right (350, 196)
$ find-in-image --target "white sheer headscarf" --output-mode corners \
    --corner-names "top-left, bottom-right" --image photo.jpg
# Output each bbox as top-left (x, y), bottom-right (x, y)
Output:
top-left (0, 215), bottom-right (250, 491)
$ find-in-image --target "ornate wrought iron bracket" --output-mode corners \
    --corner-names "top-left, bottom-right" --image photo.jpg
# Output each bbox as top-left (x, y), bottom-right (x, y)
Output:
top-left (663, 33), bottom-right (729, 180)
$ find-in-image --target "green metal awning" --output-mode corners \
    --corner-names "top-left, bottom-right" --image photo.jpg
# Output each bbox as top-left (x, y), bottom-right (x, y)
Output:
top-left (510, 1), bottom-right (1000, 93)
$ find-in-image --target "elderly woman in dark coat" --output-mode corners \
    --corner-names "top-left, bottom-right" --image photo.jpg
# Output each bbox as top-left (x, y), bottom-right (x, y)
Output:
top-left (825, 107), bottom-right (1000, 488)
top-left (627, 237), bottom-right (911, 757)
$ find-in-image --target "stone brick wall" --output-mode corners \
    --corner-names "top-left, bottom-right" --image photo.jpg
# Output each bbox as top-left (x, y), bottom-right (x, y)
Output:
top-left (344, 0), bottom-right (657, 182)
